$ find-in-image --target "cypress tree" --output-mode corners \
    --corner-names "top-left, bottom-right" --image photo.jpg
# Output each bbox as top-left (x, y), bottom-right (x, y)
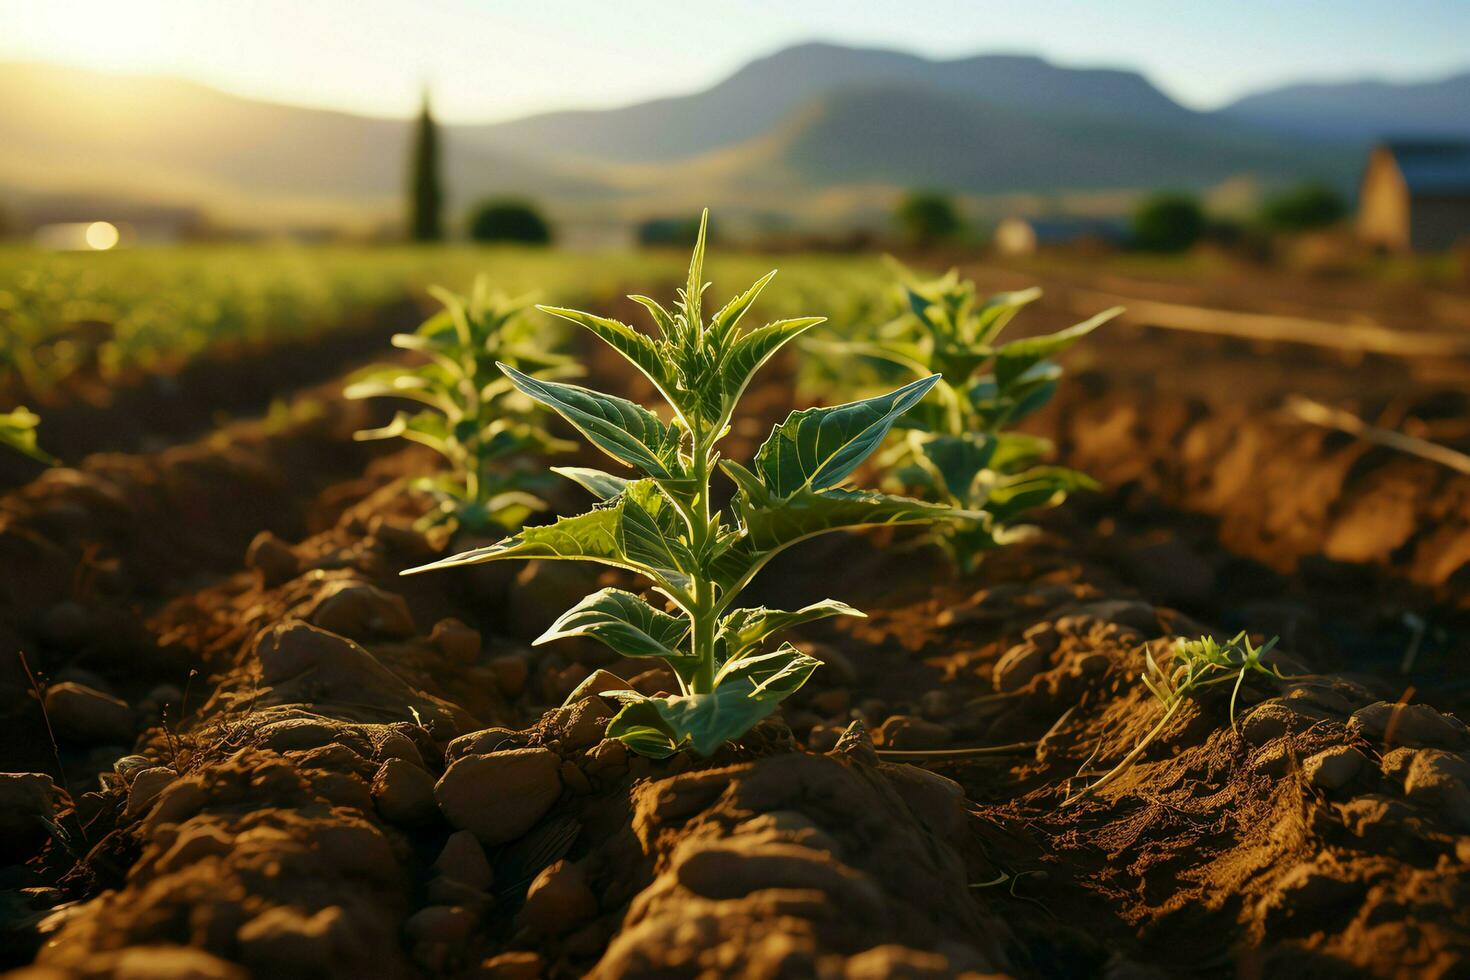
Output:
top-left (408, 90), bottom-right (443, 242)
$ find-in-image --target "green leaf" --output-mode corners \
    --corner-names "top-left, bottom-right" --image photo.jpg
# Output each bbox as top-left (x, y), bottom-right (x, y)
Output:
top-left (552, 466), bottom-right (632, 500)
top-left (604, 643), bottom-right (820, 757)
top-left (535, 588), bottom-right (690, 662)
top-left (353, 410), bottom-right (451, 451)
top-left (719, 600), bottom-right (863, 662)
top-left (992, 307), bottom-right (1119, 389)
top-left (985, 466), bottom-right (1099, 522)
top-left (717, 316), bottom-right (825, 418)
top-left (0, 408), bottom-right (56, 465)
top-left (403, 479), bottom-right (692, 598)
top-left (911, 432), bottom-right (996, 503)
top-left (713, 643), bottom-right (822, 699)
top-left (970, 287), bottom-right (1042, 347)
top-left (536, 306), bottom-right (678, 413)
top-left (708, 269), bottom-right (776, 344)
top-left (754, 374), bottom-right (941, 497)
top-left (498, 363), bottom-right (683, 479)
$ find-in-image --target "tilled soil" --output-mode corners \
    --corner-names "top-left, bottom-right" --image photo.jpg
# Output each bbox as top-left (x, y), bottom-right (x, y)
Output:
top-left (2, 320), bottom-right (1469, 977)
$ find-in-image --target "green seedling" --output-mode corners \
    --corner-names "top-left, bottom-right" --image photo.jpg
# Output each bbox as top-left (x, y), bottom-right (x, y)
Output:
top-left (0, 407), bottom-right (56, 465)
top-left (404, 212), bottom-right (964, 758)
top-left (814, 263), bottom-right (1119, 572)
top-left (346, 277), bottom-right (575, 531)
top-left (1063, 631), bottom-right (1282, 806)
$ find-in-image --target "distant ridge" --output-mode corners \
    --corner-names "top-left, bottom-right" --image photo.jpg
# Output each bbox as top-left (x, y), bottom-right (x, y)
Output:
top-left (1220, 70), bottom-right (1470, 142)
top-left (2, 44), bottom-right (1462, 230)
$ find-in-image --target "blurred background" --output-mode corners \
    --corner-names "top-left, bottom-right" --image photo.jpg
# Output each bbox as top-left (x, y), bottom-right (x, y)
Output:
top-left (1, 0), bottom-right (1467, 264)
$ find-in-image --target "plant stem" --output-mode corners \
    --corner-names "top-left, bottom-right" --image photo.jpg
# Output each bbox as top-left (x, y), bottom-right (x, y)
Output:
top-left (1062, 698), bottom-right (1183, 806)
top-left (687, 428), bottom-right (716, 694)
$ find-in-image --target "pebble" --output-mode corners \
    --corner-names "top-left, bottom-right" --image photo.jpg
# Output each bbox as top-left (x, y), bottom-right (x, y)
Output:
top-left (404, 904), bottom-right (477, 946)
top-left (478, 951), bottom-right (547, 980)
top-left (874, 715), bottom-right (952, 749)
top-left (673, 838), bottom-right (884, 917)
top-left (488, 656), bottom-right (530, 698)
top-left (255, 718), bottom-right (343, 753)
top-left (446, 728), bottom-right (522, 762)
top-left (1302, 746), bottom-right (1364, 790)
top-left (125, 767), bottom-right (177, 818)
top-left (44, 682), bottom-right (135, 744)
top-left (1240, 700), bottom-right (1314, 746)
top-left (430, 618), bottom-right (482, 665)
top-left (372, 759), bottom-right (439, 826)
top-left (306, 580), bottom-right (416, 639)
top-left (992, 641), bottom-right (1049, 692)
top-left (434, 830), bottom-right (494, 890)
top-left (0, 773), bottom-right (61, 851)
top-left (435, 748), bottom-right (562, 845)
top-left (517, 859), bottom-right (599, 937)
top-left (1350, 702), bottom-right (1469, 749)
top-left (245, 531), bottom-right (300, 588)
top-left (237, 905), bottom-right (345, 975)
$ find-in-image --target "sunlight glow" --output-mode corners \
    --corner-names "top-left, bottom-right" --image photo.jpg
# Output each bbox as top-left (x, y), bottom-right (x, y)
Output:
top-left (85, 221), bottom-right (121, 250)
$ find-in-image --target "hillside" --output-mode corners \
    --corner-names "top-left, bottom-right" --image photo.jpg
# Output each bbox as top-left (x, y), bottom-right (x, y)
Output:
top-left (464, 41), bottom-right (1196, 164)
top-left (0, 62), bottom-right (608, 229)
top-left (686, 85), bottom-right (1353, 195)
top-left (7, 43), bottom-right (1461, 231)
top-left (1221, 70), bottom-right (1470, 142)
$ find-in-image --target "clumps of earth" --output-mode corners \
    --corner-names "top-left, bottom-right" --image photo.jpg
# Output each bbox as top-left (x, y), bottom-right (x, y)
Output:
top-left (0, 400), bottom-right (1466, 978)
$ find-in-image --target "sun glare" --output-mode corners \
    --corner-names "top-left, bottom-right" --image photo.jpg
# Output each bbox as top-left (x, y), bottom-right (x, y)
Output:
top-left (85, 221), bottom-right (121, 251)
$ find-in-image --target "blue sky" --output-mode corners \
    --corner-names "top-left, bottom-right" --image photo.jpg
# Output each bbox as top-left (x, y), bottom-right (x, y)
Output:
top-left (2, 0), bottom-right (1467, 121)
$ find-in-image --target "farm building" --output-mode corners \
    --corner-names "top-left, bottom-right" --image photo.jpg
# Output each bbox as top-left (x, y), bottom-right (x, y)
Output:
top-left (993, 216), bottom-right (1127, 255)
top-left (1357, 141), bottom-right (1470, 252)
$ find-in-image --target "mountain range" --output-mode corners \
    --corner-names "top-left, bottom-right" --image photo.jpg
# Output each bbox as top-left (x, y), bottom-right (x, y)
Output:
top-left (1, 43), bottom-right (1466, 232)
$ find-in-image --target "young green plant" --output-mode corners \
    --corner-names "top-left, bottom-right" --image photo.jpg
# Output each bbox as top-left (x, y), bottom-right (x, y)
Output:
top-left (0, 407), bottom-right (56, 465)
top-left (818, 264), bottom-right (1120, 572)
top-left (403, 212), bottom-right (963, 758)
top-left (1063, 631), bottom-right (1282, 805)
top-left (345, 278), bottom-right (574, 531)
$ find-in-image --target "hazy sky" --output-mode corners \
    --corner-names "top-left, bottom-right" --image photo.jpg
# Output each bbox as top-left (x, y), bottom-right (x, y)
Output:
top-left (3, 0), bottom-right (1467, 122)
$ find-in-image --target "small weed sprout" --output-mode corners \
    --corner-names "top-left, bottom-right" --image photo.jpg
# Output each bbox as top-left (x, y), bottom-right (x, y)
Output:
top-left (0, 407), bottom-right (56, 465)
top-left (405, 212), bottom-right (965, 758)
top-left (346, 278), bottom-right (574, 531)
top-left (813, 264), bottom-right (1119, 572)
top-left (1064, 631), bottom-right (1282, 806)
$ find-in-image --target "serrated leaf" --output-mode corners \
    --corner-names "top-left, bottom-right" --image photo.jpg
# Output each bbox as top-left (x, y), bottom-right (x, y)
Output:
top-left (604, 642), bottom-right (819, 757)
top-left (402, 479), bottom-right (690, 596)
top-left (499, 363), bottom-right (683, 479)
top-left (754, 374), bottom-right (941, 497)
top-left (535, 588), bottom-right (690, 662)
top-left (717, 316), bottom-right (824, 419)
top-left (708, 269), bottom-right (776, 344)
top-left (713, 643), bottom-right (822, 698)
top-left (718, 600), bottom-right (863, 662)
top-left (992, 307), bottom-right (1119, 388)
top-left (536, 306), bottom-right (678, 413)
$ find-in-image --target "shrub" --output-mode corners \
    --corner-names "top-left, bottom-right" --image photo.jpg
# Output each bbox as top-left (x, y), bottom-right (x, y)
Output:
top-left (1132, 193), bottom-right (1204, 252)
top-left (405, 212), bottom-right (962, 757)
top-left (468, 200), bottom-right (553, 245)
top-left (896, 191), bottom-right (962, 248)
top-left (1258, 182), bottom-right (1348, 233)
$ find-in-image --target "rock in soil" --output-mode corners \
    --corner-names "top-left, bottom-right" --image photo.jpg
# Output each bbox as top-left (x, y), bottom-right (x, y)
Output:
top-left (435, 747), bottom-right (562, 845)
top-left (43, 681), bottom-right (135, 744)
